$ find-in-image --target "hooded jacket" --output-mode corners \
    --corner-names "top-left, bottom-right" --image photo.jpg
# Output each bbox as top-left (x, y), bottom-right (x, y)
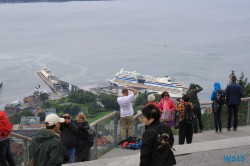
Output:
top-left (75, 121), bottom-right (91, 151)
top-left (140, 121), bottom-right (176, 166)
top-left (28, 129), bottom-right (64, 166)
top-left (186, 83), bottom-right (203, 107)
top-left (210, 82), bottom-right (221, 101)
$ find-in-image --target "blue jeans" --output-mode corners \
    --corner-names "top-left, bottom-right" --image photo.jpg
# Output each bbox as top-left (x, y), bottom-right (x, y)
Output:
top-left (68, 148), bottom-right (75, 163)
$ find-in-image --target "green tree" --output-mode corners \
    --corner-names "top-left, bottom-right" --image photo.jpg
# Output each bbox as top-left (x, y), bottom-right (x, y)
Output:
top-left (40, 93), bottom-right (49, 101)
top-left (237, 72), bottom-right (250, 97)
top-left (88, 103), bottom-right (98, 115)
top-left (38, 112), bottom-right (46, 121)
top-left (134, 93), bottom-right (148, 108)
top-left (20, 110), bottom-right (34, 116)
top-left (99, 93), bottom-right (119, 110)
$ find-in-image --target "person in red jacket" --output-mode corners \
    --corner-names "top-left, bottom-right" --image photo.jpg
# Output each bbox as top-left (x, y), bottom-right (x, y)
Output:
top-left (144, 94), bottom-right (159, 108)
top-left (158, 91), bottom-right (175, 128)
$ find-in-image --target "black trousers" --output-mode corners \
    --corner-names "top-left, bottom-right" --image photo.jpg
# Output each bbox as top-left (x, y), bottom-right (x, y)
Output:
top-left (193, 105), bottom-right (203, 133)
top-left (179, 120), bottom-right (193, 145)
top-left (227, 104), bottom-right (239, 129)
top-left (212, 104), bottom-right (222, 132)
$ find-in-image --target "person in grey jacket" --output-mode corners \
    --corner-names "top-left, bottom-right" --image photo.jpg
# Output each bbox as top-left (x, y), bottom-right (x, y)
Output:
top-left (225, 75), bottom-right (243, 131)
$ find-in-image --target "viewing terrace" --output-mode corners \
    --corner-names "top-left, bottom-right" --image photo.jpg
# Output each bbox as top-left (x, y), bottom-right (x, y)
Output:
top-left (10, 97), bottom-right (250, 166)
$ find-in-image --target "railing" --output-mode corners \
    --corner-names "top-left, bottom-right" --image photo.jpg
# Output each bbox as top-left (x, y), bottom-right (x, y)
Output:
top-left (9, 97), bottom-right (250, 165)
top-left (9, 132), bottom-right (32, 166)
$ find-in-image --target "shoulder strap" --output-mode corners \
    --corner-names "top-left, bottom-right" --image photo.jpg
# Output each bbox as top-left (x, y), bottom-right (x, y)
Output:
top-left (31, 144), bottom-right (41, 158)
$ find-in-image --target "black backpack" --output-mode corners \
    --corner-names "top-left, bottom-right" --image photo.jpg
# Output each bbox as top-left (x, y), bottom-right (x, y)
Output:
top-left (184, 103), bottom-right (194, 123)
top-left (87, 128), bottom-right (96, 146)
top-left (215, 90), bottom-right (226, 105)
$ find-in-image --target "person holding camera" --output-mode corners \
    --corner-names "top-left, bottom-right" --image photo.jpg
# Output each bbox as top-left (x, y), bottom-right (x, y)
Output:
top-left (117, 87), bottom-right (137, 140)
top-left (186, 83), bottom-right (203, 133)
top-left (60, 114), bottom-right (78, 163)
top-left (176, 95), bottom-right (194, 145)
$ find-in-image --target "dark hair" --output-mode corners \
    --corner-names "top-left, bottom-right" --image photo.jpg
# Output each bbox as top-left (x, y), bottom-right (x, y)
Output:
top-left (161, 91), bottom-right (170, 98)
top-left (231, 75), bottom-right (237, 82)
top-left (45, 122), bottom-right (56, 129)
top-left (182, 94), bottom-right (189, 102)
top-left (141, 104), bottom-right (161, 121)
top-left (122, 88), bottom-right (128, 94)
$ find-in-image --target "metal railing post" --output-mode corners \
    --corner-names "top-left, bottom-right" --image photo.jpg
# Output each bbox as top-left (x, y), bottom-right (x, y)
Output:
top-left (247, 99), bottom-right (250, 125)
top-left (23, 139), bottom-right (29, 166)
top-left (134, 118), bottom-right (138, 137)
top-left (114, 112), bottom-right (118, 148)
top-left (94, 125), bottom-right (98, 159)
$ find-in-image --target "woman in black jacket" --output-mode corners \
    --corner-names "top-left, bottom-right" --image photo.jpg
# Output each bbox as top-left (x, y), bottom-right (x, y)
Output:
top-left (75, 113), bottom-right (92, 162)
top-left (140, 104), bottom-right (176, 166)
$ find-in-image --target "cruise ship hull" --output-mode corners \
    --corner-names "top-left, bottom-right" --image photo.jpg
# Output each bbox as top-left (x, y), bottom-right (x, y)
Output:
top-left (109, 69), bottom-right (186, 98)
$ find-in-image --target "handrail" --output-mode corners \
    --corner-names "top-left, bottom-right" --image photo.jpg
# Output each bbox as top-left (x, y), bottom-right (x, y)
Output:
top-left (200, 97), bottom-right (250, 106)
top-left (10, 132), bottom-right (32, 141)
top-left (90, 111), bottom-right (117, 127)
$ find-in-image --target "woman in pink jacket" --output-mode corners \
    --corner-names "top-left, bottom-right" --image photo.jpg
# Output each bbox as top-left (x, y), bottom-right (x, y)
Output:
top-left (158, 91), bottom-right (175, 128)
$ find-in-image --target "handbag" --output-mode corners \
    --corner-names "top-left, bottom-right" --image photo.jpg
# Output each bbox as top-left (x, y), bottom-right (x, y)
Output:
top-left (160, 100), bottom-right (172, 122)
top-left (28, 144), bottom-right (41, 166)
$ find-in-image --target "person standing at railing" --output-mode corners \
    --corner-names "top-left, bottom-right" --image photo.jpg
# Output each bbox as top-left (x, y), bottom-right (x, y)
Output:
top-left (225, 75), bottom-right (243, 131)
top-left (158, 91), bottom-right (175, 128)
top-left (175, 95), bottom-right (194, 145)
top-left (60, 114), bottom-right (78, 163)
top-left (210, 82), bottom-right (224, 133)
top-left (74, 113), bottom-right (92, 162)
top-left (0, 111), bottom-right (15, 166)
top-left (144, 94), bottom-right (159, 108)
top-left (186, 83), bottom-right (204, 133)
top-left (29, 113), bottom-right (65, 166)
top-left (117, 87), bottom-right (137, 140)
top-left (140, 104), bottom-right (176, 166)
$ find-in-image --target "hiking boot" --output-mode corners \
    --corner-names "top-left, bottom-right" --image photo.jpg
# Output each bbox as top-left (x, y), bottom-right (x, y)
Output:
top-left (233, 128), bottom-right (237, 131)
top-left (227, 128), bottom-right (231, 131)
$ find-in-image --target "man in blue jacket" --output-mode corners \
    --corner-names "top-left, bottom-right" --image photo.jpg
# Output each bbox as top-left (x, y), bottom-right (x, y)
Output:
top-left (225, 75), bottom-right (243, 131)
top-left (210, 82), bottom-right (223, 133)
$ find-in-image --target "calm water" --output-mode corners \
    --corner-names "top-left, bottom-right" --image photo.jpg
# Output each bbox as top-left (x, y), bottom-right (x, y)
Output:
top-left (1, 0), bottom-right (250, 109)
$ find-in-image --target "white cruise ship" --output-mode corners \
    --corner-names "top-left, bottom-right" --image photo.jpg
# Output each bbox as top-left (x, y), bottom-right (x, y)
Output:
top-left (108, 68), bottom-right (186, 98)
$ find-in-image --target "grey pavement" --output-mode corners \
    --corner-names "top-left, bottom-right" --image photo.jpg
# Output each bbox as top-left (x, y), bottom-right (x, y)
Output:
top-left (63, 126), bottom-right (250, 166)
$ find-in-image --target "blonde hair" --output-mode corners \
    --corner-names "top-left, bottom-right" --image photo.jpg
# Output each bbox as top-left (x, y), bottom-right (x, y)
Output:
top-left (76, 113), bottom-right (87, 123)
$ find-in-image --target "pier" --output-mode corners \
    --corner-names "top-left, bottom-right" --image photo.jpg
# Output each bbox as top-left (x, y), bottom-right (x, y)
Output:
top-left (37, 68), bottom-right (79, 93)
top-left (37, 71), bottom-right (56, 92)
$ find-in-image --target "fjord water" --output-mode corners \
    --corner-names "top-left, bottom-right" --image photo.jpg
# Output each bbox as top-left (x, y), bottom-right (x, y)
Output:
top-left (0, 0), bottom-right (250, 109)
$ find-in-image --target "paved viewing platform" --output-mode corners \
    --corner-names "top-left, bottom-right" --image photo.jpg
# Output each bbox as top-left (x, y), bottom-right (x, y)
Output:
top-left (64, 126), bottom-right (250, 166)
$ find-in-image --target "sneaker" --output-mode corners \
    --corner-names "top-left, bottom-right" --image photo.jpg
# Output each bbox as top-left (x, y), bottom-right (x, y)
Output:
top-left (233, 128), bottom-right (237, 131)
top-left (227, 128), bottom-right (231, 131)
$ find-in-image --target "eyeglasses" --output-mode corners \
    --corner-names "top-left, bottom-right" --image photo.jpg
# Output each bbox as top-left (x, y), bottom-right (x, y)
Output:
top-left (63, 116), bottom-right (70, 120)
top-left (164, 95), bottom-right (169, 97)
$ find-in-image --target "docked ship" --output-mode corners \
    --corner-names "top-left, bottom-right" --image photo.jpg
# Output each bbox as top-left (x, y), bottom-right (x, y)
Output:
top-left (0, 81), bottom-right (3, 87)
top-left (108, 68), bottom-right (186, 98)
